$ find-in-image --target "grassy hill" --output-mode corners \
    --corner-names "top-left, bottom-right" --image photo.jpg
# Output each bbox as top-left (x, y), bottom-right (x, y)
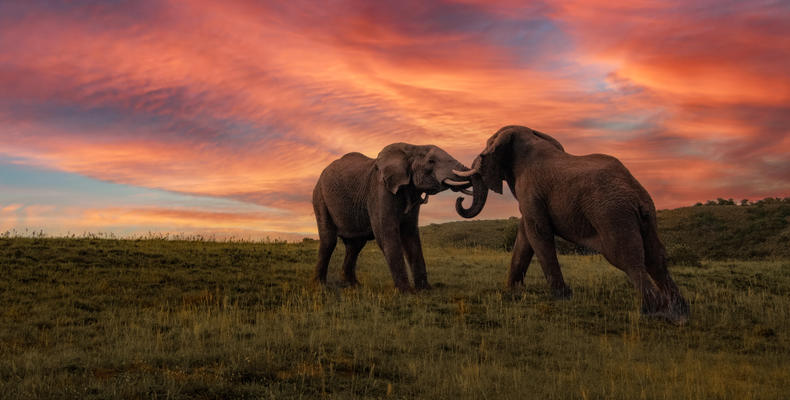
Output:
top-left (2, 199), bottom-right (788, 396)
top-left (421, 199), bottom-right (790, 261)
top-left (658, 201), bottom-right (790, 259)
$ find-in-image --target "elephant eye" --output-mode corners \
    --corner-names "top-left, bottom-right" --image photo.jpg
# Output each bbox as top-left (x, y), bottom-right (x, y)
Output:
top-left (425, 159), bottom-right (435, 173)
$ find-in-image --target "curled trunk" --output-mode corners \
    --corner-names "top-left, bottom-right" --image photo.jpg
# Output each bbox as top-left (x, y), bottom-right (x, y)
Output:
top-left (455, 173), bottom-right (487, 218)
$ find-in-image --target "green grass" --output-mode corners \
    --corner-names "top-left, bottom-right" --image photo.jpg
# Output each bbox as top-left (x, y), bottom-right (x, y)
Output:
top-left (1, 237), bottom-right (789, 399)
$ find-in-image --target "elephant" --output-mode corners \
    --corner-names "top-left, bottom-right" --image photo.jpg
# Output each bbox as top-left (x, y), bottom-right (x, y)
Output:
top-left (312, 143), bottom-right (487, 292)
top-left (453, 125), bottom-right (689, 323)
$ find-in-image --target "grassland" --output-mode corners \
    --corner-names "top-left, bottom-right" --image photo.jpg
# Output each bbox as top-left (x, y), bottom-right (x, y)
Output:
top-left (1, 235), bottom-right (788, 399)
top-left (422, 201), bottom-right (790, 260)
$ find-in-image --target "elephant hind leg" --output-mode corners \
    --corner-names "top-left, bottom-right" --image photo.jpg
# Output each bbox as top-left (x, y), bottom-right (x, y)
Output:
top-left (341, 237), bottom-right (367, 285)
top-left (642, 225), bottom-right (689, 321)
top-left (598, 226), bottom-right (665, 315)
top-left (314, 228), bottom-right (337, 284)
top-left (313, 191), bottom-right (337, 284)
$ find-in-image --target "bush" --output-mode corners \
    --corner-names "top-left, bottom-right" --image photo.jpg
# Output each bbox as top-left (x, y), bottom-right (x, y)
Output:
top-left (666, 244), bottom-right (702, 267)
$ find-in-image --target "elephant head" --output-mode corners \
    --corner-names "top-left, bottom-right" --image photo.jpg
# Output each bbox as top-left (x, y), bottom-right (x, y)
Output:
top-left (375, 143), bottom-right (486, 208)
top-left (454, 126), bottom-right (563, 218)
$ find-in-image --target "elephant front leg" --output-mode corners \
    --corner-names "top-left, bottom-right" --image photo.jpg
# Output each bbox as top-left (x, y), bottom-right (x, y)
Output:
top-left (523, 214), bottom-right (572, 299)
top-left (401, 225), bottom-right (431, 291)
top-left (373, 225), bottom-right (413, 293)
top-left (507, 218), bottom-right (534, 289)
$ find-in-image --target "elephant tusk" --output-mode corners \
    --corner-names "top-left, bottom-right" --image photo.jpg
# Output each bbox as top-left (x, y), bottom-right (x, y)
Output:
top-left (459, 188), bottom-right (473, 195)
top-left (444, 178), bottom-right (470, 186)
top-left (420, 192), bottom-right (429, 204)
top-left (453, 168), bottom-right (478, 177)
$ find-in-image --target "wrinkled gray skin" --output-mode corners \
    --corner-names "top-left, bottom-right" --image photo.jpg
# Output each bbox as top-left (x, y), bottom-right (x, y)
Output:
top-left (313, 143), bottom-right (484, 292)
top-left (459, 125), bottom-right (690, 324)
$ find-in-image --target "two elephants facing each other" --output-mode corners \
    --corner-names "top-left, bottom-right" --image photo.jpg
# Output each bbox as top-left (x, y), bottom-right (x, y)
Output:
top-left (311, 127), bottom-right (690, 325)
top-left (312, 143), bottom-right (486, 293)
top-left (453, 125), bottom-right (690, 325)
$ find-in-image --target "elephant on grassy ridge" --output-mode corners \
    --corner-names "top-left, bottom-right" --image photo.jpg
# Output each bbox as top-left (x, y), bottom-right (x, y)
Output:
top-left (313, 143), bottom-right (487, 292)
top-left (454, 125), bottom-right (689, 324)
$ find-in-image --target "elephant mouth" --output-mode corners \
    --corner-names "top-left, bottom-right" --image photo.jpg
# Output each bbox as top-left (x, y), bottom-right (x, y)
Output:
top-left (424, 187), bottom-right (442, 195)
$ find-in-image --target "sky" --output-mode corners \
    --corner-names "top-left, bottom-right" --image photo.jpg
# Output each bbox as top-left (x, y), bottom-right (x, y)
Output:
top-left (1, 0), bottom-right (789, 239)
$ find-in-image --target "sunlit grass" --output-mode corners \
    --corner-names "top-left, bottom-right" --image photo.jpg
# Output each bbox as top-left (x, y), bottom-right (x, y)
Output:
top-left (1, 237), bottom-right (788, 398)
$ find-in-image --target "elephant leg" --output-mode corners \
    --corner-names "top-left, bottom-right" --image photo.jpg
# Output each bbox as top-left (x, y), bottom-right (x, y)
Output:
top-left (341, 237), bottom-right (366, 286)
top-left (314, 228), bottom-right (337, 284)
top-left (522, 214), bottom-right (572, 299)
top-left (507, 218), bottom-right (534, 289)
top-left (313, 194), bottom-right (337, 284)
top-left (401, 225), bottom-right (430, 290)
top-left (642, 228), bottom-right (689, 320)
top-left (624, 267), bottom-right (665, 315)
top-left (373, 225), bottom-right (413, 293)
top-left (598, 226), bottom-right (665, 315)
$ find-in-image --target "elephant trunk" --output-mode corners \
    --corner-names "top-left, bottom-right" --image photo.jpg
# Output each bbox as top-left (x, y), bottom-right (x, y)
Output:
top-left (455, 172), bottom-right (487, 218)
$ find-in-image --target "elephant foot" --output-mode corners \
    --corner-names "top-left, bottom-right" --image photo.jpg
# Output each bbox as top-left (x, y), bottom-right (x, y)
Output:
top-left (641, 294), bottom-right (689, 325)
top-left (340, 279), bottom-right (361, 288)
top-left (342, 275), bottom-right (360, 286)
top-left (395, 284), bottom-right (416, 294)
top-left (668, 313), bottom-right (689, 326)
top-left (551, 285), bottom-right (573, 300)
top-left (669, 294), bottom-right (690, 320)
top-left (312, 276), bottom-right (327, 286)
top-left (643, 310), bottom-right (689, 326)
top-left (506, 279), bottom-right (525, 290)
top-left (415, 281), bottom-right (432, 291)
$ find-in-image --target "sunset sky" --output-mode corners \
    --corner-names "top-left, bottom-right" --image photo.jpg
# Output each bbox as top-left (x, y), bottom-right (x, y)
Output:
top-left (1, 0), bottom-right (788, 239)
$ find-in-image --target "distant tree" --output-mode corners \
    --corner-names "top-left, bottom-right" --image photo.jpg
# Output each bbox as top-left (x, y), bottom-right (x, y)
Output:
top-left (740, 199), bottom-right (750, 206)
top-left (705, 200), bottom-right (717, 206)
top-left (694, 202), bottom-right (703, 207)
top-left (716, 198), bottom-right (735, 206)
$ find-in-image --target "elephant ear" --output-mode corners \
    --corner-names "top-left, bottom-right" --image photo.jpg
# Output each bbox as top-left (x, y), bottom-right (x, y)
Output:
top-left (478, 128), bottom-right (514, 194)
top-left (376, 145), bottom-right (411, 194)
